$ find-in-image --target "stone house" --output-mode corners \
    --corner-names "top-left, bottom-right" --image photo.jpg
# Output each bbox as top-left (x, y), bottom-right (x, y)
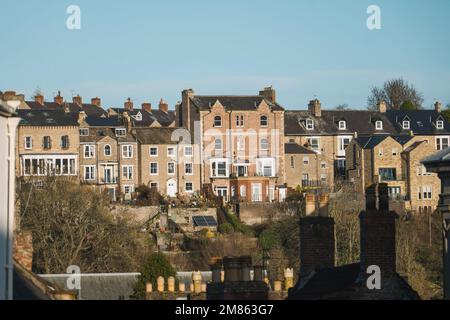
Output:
top-left (177, 87), bottom-right (286, 202)
top-left (133, 127), bottom-right (201, 197)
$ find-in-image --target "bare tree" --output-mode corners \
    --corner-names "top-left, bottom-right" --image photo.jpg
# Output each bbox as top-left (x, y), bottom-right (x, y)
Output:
top-left (18, 177), bottom-right (152, 273)
top-left (367, 78), bottom-right (424, 110)
top-left (335, 104), bottom-right (349, 110)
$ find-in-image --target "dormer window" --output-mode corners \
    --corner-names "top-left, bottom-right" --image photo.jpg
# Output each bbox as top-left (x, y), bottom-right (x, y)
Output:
top-left (135, 112), bottom-right (142, 121)
top-left (402, 120), bottom-right (410, 130)
top-left (375, 121), bottom-right (383, 130)
top-left (437, 120), bottom-right (444, 129)
top-left (115, 128), bottom-right (126, 137)
top-left (306, 119), bottom-right (314, 130)
top-left (214, 116), bottom-right (222, 127)
top-left (338, 120), bottom-right (346, 130)
top-left (79, 128), bottom-right (89, 136)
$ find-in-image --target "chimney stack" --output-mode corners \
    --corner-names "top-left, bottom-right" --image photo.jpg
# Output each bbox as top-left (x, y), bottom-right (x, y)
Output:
top-left (359, 183), bottom-right (398, 278)
top-left (435, 101), bottom-right (442, 113)
top-left (91, 97), bottom-right (101, 107)
top-left (308, 99), bottom-right (322, 117)
top-left (72, 95), bottom-right (82, 106)
top-left (259, 86), bottom-right (276, 103)
top-left (124, 98), bottom-right (133, 111)
top-left (34, 94), bottom-right (44, 106)
top-left (299, 216), bottom-right (335, 277)
top-left (159, 98), bottom-right (169, 113)
top-left (378, 101), bottom-right (387, 113)
top-left (142, 102), bottom-right (152, 113)
top-left (54, 91), bottom-right (64, 105)
top-left (3, 91), bottom-right (17, 100)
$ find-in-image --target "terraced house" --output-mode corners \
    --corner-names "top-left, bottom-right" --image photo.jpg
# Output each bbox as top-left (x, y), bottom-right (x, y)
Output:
top-left (177, 87), bottom-right (286, 202)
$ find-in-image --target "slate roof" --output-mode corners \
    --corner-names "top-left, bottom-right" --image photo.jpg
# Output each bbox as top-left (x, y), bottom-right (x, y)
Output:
top-left (110, 108), bottom-right (176, 127)
top-left (133, 127), bottom-right (187, 144)
top-left (189, 95), bottom-right (284, 112)
top-left (80, 127), bottom-right (136, 143)
top-left (39, 273), bottom-right (140, 300)
top-left (284, 142), bottom-right (316, 154)
top-left (285, 110), bottom-right (397, 136)
top-left (385, 109), bottom-right (450, 135)
top-left (25, 101), bottom-right (107, 117)
top-left (355, 135), bottom-right (413, 149)
top-left (18, 109), bottom-right (79, 126)
top-left (84, 116), bottom-right (123, 127)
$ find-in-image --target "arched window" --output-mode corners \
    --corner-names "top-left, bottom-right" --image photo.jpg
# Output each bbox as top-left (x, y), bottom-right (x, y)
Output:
top-left (214, 116), bottom-right (222, 127)
top-left (260, 137), bottom-right (269, 150)
top-left (104, 144), bottom-right (111, 156)
top-left (260, 115), bottom-right (268, 127)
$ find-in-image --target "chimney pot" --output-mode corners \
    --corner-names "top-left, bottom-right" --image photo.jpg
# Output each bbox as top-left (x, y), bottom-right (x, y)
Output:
top-left (378, 101), bottom-right (387, 113)
top-left (159, 98), bottom-right (169, 113)
top-left (72, 95), bottom-right (82, 106)
top-left (142, 102), bottom-right (152, 113)
top-left (124, 98), bottom-right (134, 111)
top-left (435, 101), bottom-right (442, 113)
top-left (34, 94), bottom-right (44, 106)
top-left (91, 97), bottom-right (101, 107)
top-left (54, 91), bottom-right (64, 105)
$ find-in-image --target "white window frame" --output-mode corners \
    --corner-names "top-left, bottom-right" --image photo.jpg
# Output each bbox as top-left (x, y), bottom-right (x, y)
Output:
top-left (260, 115), bottom-right (268, 127)
top-left (338, 136), bottom-right (352, 157)
top-left (167, 161), bottom-right (176, 175)
top-left (150, 162), bottom-right (158, 175)
top-left (84, 145), bottom-right (95, 159)
top-left (83, 165), bottom-right (96, 181)
top-left (185, 162), bottom-right (193, 175)
top-left (149, 182), bottom-right (159, 190)
top-left (167, 146), bottom-right (175, 157)
top-left (306, 137), bottom-right (320, 152)
top-left (306, 119), bottom-right (314, 130)
top-left (149, 146), bottom-right (158, 157)
top-left (122, 165), bottom-right (133, 180)
top-left (213, 116), bottom-right (222, 127)
top-left (240, 185), bottom-right (246, 197)
top-left (436, 136), bottom-right (450, 151)
top-left (115, 128), bottom-right (126, 137)
top-left (260, 137), bottom-right (269, 151)
top-left (124, 185), bottom-right (134, 195)
top-left (122, 145), bottom-right (133, 158)
top-left (210, 158), bottom-right (229, 178)
top-left (256, 158), bottom-right (275, 177)
top-left (236, 115), bottom-right (244, 127)
top-left (237, 136), bottom-right (245, 151)
top-left (24, 136), bottom-right (33, 150)
top-left (375, 121), bottom-right (383, 130)
top-left (79, 128), bottom-right (89, 136)
top-left (104, 144), bottom-right (112, 157)
top-left (215, 138), bottom-right (222, 150)
top-left (437, 120), bottom-right (444, 129)
top-left (184, 146), bottom-right (193, 157)
top-left (303, 157), bottom-right (309, 165)
top-left (185, 182), bottom-right (194, 193)
top-left (402, 121), bottom-right (410, 130)
top-left (338, 121), bottom-right (346, 130)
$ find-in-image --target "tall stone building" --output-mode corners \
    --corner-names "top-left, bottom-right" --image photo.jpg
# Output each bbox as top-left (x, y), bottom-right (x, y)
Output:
top-left (177, 87), bottom-right (286, 202)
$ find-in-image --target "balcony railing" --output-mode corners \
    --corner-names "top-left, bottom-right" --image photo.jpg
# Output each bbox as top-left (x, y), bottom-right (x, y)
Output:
top-left (100, 177), bottom-right (118, 184)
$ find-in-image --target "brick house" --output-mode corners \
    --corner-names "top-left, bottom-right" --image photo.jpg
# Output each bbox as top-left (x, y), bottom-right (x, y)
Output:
top-left (177, 87), bottom-right (286, 202)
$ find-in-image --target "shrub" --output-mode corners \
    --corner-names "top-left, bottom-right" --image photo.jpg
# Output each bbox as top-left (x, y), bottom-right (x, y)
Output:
top-left (218, 223), bottom-right (234, 234)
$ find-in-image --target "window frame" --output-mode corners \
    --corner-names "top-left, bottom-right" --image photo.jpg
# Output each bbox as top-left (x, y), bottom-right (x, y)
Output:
top-left (213, 116), bottom-right (222, 127)
top-left (185, 162), bottom-right (193, 175)
top-left (260, 115), bottom-right (268, 127)
top-left (122, 165), bottom-right (133, 180)
top-left (375, 121), bottom-right (383, 130)
top-left (149, 162), bottom-right (158, 175)
top-left (149, 146), bottom-right (158, 157)
top-left (84, 145), bottom-right (95, 159)
top-left (24, 136), bottom-right (33, 150)
top-left (104, 144), bottom-right (112, 157)
top-left (121, 145), bottom-right (133, 158)
top-left (83, 165), bottom-right (96, 181)
top-left (306, 119), bottom-right (314, 130)
top-left (338, 120), bottom-right (346, 130)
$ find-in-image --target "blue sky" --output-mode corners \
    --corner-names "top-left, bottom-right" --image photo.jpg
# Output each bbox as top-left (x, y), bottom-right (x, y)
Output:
top-left (1, 0), bottom-right (449, 110)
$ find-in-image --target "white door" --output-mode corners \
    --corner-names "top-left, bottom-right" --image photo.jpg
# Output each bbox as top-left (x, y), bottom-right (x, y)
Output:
top-left (167, 179), bottom-right (177, 197)
top-left (252, 183), bottom-right (262, 202)
top-left (279, 188), bottom-right (286, 202)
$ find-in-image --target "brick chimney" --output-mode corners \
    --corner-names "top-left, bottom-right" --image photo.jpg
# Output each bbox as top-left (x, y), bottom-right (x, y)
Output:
top-left (3, 91), bottom-right (17, 100)
top-left (359, 183), bottom-right (398, 278)
top-left (435, 101), bottom-right (442, 113)
top-left (124, 98), bottom-right (133, 111)
top-left (13, 230), bottom-right (33, 271)
top-left (159, 98), bottom-right (169, 113)
top-left (34, 94), bottom-right (44, 106)
top-left (181, 89), bottom-right (195, 129)
top-left (299, 216), bottom-right (335, 277)
top-left (91, 97), bottom-right (101, 107)
top-left (308, 99), bottom-right (321, 117)
top-left (142, 102), bottom-right (152, 113)
top-left (54, 91), bottom-right (64, 105)
top-left (72, 95), bottom-right (82, 106)
top-left (259, 86), bottom-right (276, 103)
top-left (378, 101), bottom-right (387, 113)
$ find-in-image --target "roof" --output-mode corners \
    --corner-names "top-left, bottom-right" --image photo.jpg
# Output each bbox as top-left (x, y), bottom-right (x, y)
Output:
top-left (18, 109), bottom-right (79, 126)
top-left (39, 273), bottom-right (140, 300)
top-left (25, 101), bottom-right (107, 117)
top-left (385, 109), bottom-right (450, 135)
top-left (285, 110), bottom-right (397, 136)
top-left (110, 108), bottom-right (176, 127)
top-left (84, 116), bottom-right (123, 127)
top-left (133, 127), bottom-right (187, 145)
top-left (284, 143), bottom-right (316, 154)
top-left (288, 263), bottom-right (419, 300)
top-left (80, 127), bottom-right (136, 143)
top-left (189, 95), bottom-right (284, 112)
top-left (355, 135), bottom-right (413, 149)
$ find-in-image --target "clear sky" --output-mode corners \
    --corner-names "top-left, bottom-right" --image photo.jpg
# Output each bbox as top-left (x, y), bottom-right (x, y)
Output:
top-left (1, 0), bottom-right (449, 110)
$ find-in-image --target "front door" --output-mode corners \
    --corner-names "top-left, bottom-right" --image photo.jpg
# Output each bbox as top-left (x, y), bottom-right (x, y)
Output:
top-left (217, 187), bottom-right (228, 201)
top-left (104, 167), bottom-right (113, 184)
top-left (167, 179), bottom-right (177, 197)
